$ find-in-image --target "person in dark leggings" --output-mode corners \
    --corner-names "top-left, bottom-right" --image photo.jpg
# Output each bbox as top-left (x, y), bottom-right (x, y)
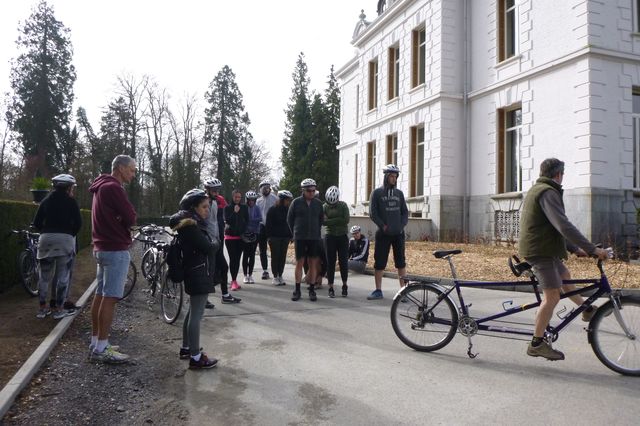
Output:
top-left (256, 181), bottom-right (278, 280)
top-left (170, 189), bottom-right (218, 369)
top-left (242, 191), bottom-right (262, 284)
top-left (224, 190), bottom-right (249, 291)
top-left (323, 186), bottom-right (350, 298)
top-left (265, 190), bottom-right (293, 285)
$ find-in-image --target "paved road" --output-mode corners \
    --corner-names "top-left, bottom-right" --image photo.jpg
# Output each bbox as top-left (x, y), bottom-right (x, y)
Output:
top-left (181, 264), bottom-right (640, 425)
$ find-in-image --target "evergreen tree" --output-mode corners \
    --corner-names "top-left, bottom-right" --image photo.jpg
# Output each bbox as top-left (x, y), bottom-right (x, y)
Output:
top-left (9, 1), bottom-right (76, 178)
top-left (324, 65), bottom-right (341, 184)
top-left (204, 65), bottom-right (247, 199)
top-left (309, 93), bottom-right (331, 195)
top-left (280, 53), bottom-right (313, 193)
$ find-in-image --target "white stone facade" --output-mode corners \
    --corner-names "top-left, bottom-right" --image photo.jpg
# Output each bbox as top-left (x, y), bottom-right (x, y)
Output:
top-left (337, 0), bottom-right (640, 246)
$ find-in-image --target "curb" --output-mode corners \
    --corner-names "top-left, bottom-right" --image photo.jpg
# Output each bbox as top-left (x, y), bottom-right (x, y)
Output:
top-left (0, 279), bottom-right (97, 419)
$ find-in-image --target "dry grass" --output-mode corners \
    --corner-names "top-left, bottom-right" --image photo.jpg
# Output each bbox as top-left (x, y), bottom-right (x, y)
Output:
top-left (377, 241), bottom-right (640, 289)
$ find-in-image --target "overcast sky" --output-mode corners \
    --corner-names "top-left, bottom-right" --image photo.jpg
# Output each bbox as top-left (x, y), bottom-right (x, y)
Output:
top-left (0, 0), bottom-right (375, 168)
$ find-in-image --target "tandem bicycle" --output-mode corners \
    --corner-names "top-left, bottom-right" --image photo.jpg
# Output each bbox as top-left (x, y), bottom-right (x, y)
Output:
top-left (390, 249), bottom-right (640, 376)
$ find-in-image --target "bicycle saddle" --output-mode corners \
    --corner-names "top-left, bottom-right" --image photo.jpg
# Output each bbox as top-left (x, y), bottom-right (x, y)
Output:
top-left (433, 249), bottom-right (462, 258)
top-left (508, 254), bottom-right (531, 277)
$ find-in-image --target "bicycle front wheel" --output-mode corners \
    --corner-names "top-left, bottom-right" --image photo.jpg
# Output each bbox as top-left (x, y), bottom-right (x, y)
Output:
top-left (391, 283), bottom-right (458, 352)
top-left (160, 264), bottom-right (183, 324)
top-left (589, 296), bottom-right (640, 376)
top-left (17, 250), bottom-right (38, 297)
top-left (121, 260), bottom-right (137, 300)
top-left (141, 248), bottom-right (155, 280)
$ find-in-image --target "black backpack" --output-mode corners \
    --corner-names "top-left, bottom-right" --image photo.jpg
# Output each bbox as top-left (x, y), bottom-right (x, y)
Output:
top-left (166, 236), bottom-right (184, 283)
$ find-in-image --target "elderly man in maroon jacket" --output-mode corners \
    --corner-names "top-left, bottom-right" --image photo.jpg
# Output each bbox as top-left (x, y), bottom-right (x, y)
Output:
top-left (88, 155), bottom-right (137, 364)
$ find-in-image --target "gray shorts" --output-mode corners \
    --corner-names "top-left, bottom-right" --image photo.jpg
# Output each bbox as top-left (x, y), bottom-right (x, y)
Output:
top-left (525, 257), bottom-right (568, 290)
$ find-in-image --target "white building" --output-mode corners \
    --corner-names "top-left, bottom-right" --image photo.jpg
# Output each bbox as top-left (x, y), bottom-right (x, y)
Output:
top-left (337, 0), bottom-right (640, 247)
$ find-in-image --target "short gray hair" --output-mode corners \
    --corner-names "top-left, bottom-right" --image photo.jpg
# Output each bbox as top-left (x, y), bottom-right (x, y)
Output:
top-left (111, 155), bottom-right (135, 172)
top-left (539, 158), bottom-right (565, 178)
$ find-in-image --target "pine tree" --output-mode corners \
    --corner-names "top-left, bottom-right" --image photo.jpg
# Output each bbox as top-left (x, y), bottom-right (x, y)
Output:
top-left (280, 53), bottom-right (313, 193)
top-left (324, 65), bottom-right (341, 185)
top-left (204, 65), bottom-right (248, 199)
top-left (9, 1), bottom-right (76, 178)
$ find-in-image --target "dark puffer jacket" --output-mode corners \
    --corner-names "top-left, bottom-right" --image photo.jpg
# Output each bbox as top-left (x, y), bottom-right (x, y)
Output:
top-left (169, 211), bottom-right (217, 296)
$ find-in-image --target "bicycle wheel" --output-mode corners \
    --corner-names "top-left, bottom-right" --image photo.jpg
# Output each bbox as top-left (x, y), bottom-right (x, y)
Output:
top-left (17, 250), bottom-right (38, 297)
top-left (121, 260), bottom-right (138, 300)
top-left (141, 248), bottom-right (155, 280)
top-left (160, 262), bottom-right (183, 324)
top-left (391, 283), bottom-right (458, 352)
top-left (589, 296), bottom-right (640, 376)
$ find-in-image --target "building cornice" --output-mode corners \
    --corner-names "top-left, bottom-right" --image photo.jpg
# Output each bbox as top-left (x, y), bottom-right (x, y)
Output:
top-left (352, 0), bottom-right (416, 47)
top-left (337, 139), bottom-right (358, 151)
top-left (336, 56), bottom-right (359, 79)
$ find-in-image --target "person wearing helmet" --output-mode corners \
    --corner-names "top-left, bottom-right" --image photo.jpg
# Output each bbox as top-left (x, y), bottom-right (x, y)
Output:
top-left (224, 190), bottom-right (249, 291)
top-left (169, 189), bottom-right (218, 369)
top-left (348, 225), bottom-right (369, 273)
top-left (89, 155), bottom-right (137, 363)
top-left (265, 190), bottom-right (293, 285)
top-left (256, 180), bottom-right (277, 280)
top-left (368, 164), bottom-right (408, 300)
top-left (203, 178), bottom-right (238, 305)
top-left (32, 174), bottom-right (82, 320)
top-left (287, 178), bottom-right (324, 301)
top-left (241, 191), bottom-right (262, 284)
top-left (322, 186), bottom-right (350, 298)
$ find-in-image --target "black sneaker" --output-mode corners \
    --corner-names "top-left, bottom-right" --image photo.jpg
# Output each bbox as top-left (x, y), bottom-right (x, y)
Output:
top-left (328, 287), bottom-right (335, 298)
top-left (309, 288), bottom-right (317, 302)
top-left (222, 295), bottom-right (241, 304)
top-left (262, 271), bottom-right (270, 280)
top-left (64, 300), bottom-right (79, 310)
top-left (180, 347), bottom-right (203, 360)
top-left (341, 285), bottom-right (348, 297)
top-left (205, 300), bottom-right (215, 309)
top-left (291, 290), bottom-right (301, 301)
top-left (189, 353), bottom-right (218, 369)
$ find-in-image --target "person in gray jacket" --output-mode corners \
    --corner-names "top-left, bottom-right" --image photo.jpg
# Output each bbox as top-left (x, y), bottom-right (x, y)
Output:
top-left (286, 178), bottom-right (324, 302)
top-left (256, 180), bottom-right (277, 280)
top-left (368, 164), bottom-right (408, 300)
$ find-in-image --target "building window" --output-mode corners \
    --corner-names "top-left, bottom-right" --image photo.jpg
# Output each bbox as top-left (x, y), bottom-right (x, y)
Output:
top-left (410, 125), bottom-right (425, 197)
top-left (412, 27), bottom-right (426, 88)
top-left (367, 141), bottom-right (376, 199)
top-left (354, 153), bottom-right (359, 204)
top-left (634, 0), bottom-right (640, 32)
top-left (388, 46), bottom-right (400, 100)
top-left (498, 0), bottom-right (517, 62)
top-left (368, 59), bottom-right (379, 110)
top-left (497, 107), bottom-right (522, 193)
top-left (633, 88), bottom-right (640, 188)
top-left (386, 133), bottom-right (398, 165)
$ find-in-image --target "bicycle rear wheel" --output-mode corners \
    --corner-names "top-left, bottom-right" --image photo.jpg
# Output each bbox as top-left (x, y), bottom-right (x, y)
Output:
top-left (121, 261), bottom-right (137, 300)
top-left (141, 248), bottom-right (155, 280)
top-left (589, 296), bottom-right (640, 376)
top-left (160, 263), bottom-right (183, 324)
top-left (17, 250), bottom-right (38, 297)
top-left (391, 283), bottom-right (458, 352)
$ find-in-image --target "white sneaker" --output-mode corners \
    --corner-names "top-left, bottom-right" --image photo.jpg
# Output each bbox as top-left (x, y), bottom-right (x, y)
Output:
top-left (248, 275), bottom-right (255, 284)
top-left (243, 275), bottom-right (250, 284)
top-left (272, 277), bottom-right (280, 285)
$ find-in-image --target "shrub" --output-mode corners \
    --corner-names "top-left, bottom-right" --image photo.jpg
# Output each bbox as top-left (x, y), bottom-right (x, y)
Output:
top-left (30, 177), bottom-right (50, 190)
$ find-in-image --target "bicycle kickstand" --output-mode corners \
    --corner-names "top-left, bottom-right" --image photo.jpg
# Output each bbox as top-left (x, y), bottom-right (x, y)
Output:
top-left (466, 336), bottom-right (478, 359)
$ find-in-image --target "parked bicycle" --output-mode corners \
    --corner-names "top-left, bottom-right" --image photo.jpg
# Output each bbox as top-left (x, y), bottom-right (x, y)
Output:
top-left (132, 228), bottom-right (183, 324)
top-left (11, 229), bottom-right (40, 296)
top-left (390, 249), bottom-right (640, 376)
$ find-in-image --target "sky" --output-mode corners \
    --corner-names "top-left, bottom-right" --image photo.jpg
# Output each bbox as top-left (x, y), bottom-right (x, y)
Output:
top-left (0, 0), bottom-right (375, 170)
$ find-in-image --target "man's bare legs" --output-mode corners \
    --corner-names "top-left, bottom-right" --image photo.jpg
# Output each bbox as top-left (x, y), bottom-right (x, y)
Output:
top-left (533, 287), bottom-right (561, 338)
top-left (294, 259), bottom-right (304, 284)
top-left (91, 294), bottom-right (118, 340)
top-left (374, 266), bottom-right (407, 291)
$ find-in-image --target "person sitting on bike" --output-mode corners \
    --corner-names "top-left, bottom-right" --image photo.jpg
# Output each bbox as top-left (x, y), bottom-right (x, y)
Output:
top-left (170, 189), bottom-right (219, 369)
top-left (348, 225), bottom-right (369, 274)
top-left (519, 158), bottom-right (609, 361)
top-left (32, 174), bottom-right (82, 320)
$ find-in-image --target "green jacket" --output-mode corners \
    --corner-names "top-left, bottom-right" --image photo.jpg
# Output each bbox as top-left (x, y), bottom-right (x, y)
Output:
top-left (518, 177), bottom-right (567, 259)
top-left (323, 201), bottom-right (350, 236)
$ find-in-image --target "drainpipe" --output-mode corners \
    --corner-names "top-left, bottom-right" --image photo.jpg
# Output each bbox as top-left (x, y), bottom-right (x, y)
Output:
top-left (462, 0), bottom-right (471, 237)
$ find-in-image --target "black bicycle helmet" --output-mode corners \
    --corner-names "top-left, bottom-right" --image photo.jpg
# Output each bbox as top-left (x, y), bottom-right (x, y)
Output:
top-left (179, 188), bottom-right (208, 210)
top-left (278, 190), bottom-right (293, 199)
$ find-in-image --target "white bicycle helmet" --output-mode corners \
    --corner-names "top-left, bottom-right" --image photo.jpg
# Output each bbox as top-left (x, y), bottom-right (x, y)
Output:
top-left (245, 190), bottom-right (258, 200)
top-left (278, 190), bottom-right (293, 199)
top-left (350, 225), bottom-right (361, 234)
top-left (325, 186), bottom-right (340, 204)
top-left (179, 188), bottom-right (208, 210)
top-left (52, 174), bottom-right (76, 187)
top-left (382, 164), bottom-right (401, 174)
top-left (300, 178), bottom-right (317, 188)
top-left (203, 177), bottom-right (222, 189)
top-left (259, 180), bottom-right (271, 189)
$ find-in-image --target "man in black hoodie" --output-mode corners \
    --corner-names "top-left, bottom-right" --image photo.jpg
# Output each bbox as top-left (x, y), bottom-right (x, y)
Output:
top-left (368, 164), bottom-right (408, 300)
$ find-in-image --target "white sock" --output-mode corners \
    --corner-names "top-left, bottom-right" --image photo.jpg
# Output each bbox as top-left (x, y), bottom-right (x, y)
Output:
top-left (223, 293), bottom-right (230, 297)
top-left (90, 336), bottom-right (98, 347)
top-left (96, 339), bottom-right (108, 352)
top-left (191, 353), bottom-right (202, 361)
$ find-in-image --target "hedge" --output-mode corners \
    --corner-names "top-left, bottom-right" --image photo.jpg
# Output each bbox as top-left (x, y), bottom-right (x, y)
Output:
top-left (0, 199), bottom-right (92, 293)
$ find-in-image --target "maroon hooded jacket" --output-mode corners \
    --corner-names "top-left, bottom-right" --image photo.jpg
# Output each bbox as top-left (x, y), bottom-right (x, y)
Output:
top-left (90, 174), bottom-right (137, 251)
